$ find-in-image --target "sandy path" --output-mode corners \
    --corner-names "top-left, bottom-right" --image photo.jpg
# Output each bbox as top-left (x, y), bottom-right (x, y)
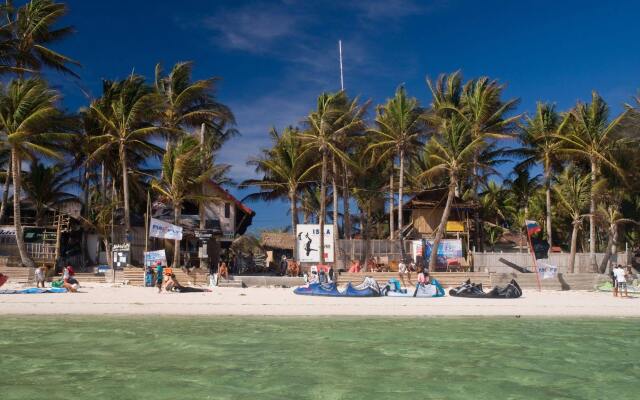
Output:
top-left (0, 284), bottom-right (638, 317)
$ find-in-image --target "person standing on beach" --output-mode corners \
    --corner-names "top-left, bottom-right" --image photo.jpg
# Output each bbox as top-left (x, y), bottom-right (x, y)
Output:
top-left (613, 265), bottom-right (628, 298)
top-left (398, 259), bottom-right (412, 287)
top-left (155, 261), bottom-right (164, 293)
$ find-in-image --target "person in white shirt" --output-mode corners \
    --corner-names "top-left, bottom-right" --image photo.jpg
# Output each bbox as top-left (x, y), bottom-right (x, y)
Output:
top-left (612, 265), bottom-right (628, 298)
top-left (398, 259), bottom-right (412, 288)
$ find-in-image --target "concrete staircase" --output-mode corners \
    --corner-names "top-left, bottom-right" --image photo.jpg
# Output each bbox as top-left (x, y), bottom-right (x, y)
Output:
top-left (0, 266), bottom-right (34, 284)
top-left (490, 272), bottom-right (608, 290)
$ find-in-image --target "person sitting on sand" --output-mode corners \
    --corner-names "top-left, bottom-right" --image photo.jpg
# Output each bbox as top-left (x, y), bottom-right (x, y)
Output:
top-left (62, 265), bottom-right (78, 293)
top-left (218, 261), bottom-right (229, 282)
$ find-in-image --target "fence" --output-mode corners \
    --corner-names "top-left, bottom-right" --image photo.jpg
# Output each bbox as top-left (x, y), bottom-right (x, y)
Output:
top-left (472, 251), bottom-right (630, 273)
top-left (334, 239), bottom-right (413, 270)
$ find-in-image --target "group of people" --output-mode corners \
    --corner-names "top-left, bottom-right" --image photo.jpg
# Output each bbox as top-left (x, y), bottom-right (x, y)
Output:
top-left (149, 261), bottom-right (211, 293)
top-left (33, 265), bottom-right (79, 293)
top-left (611, 264), bottom-right (636, 298)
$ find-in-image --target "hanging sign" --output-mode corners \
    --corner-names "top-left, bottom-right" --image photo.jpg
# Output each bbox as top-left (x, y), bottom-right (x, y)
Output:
top-left (149, 218), bottom-right (183, 240)
top-left (112, 243), bottom-right (130, 269)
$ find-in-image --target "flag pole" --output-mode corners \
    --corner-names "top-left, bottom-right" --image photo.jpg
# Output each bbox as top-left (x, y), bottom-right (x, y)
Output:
top-left (525, 224), bottom-right (542, 292)
top-left (338, 40), bottom-right (344, 91)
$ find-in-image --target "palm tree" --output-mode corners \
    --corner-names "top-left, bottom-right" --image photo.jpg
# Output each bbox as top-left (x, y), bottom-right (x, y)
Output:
top-left (419, 116), bottom-right (485, 270)
top-left (0, 148), bottom-right (11, 223)
top-left (81, 195), bottom-right (118, 269)
top-left (0, 78), bottom-right (68, 267)
top-left (560, 92), bottom-right (628, 269)
top-left (1, 0), bottom-right (79, 77)
top-left (241, 127), bottom-right (319, 246)
top-left (596, 201), bottom-right (638, 273)
top-left (300, 91), bottom-right (366, 263)
top-left (503, 169), bottom-right (541, 219)
top-left (88, 76), bottom-right (165, 233)
top-left (22, 161), bottom-right (77, 225)
top-left (517, 102), bottom-right (562, 248)
top-left (151, 136), bottom-right (215, 268)
top-left (154, 61), bottom-right (234, 141)
top-left (367, 86), bottom-right (425, 240)
top-left (554, 169), bottom-right (591, 273)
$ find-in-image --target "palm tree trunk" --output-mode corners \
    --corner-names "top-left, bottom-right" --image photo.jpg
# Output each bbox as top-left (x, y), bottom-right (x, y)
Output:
top-left (319, 151), bottom-right (327, 264)
top-left (342, 160), bottom-right (351, 239)
top-left (100, 162), bottom-right (106, 201)
top-left (472, 153), bottom-right (481, 251)
top-left (331, 156), bottom-right (339, 241)
top-left (120, 144), bottom-right (131, 233)
top-left (173, 205), bottom-right (181, 268)
top-left (12, 149), bottom-right (35, 268)
top-left (0, 161), bottom-right (12, 224)
top-left (103, 238), bottom-right (113, 268)
top-left (589, 159), bottom-right (597, 270)
top-left (544, 161), bottom-right (553, 248)
top-left (389, 170), bottom-right (394, 240)
top-left (290, 190), bottom-right (298, 260)
top-left (599, 222), bottom-right (615, 273)
top-left (397, 149), bottom-right (404, 238)
top-left (430, 179), bottom-right (456, 270)
top-left (568, 220), bottom-right (579, 273)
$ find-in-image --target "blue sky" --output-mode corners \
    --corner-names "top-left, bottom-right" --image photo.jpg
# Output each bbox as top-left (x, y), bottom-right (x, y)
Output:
top-left (52, 0), bottom-right (640, 231)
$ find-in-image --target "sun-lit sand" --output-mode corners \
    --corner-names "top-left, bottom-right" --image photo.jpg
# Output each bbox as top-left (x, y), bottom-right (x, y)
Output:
top-left (0, 282), bottom-right (638, 317)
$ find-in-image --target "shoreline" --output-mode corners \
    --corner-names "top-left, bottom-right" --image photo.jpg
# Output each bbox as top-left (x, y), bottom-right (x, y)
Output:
top-left (1, 284), bottom-right (638, 317)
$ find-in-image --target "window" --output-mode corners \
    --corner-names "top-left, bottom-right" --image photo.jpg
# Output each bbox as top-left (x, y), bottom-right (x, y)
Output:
top-left (224, 203), bottom-right (231, 218)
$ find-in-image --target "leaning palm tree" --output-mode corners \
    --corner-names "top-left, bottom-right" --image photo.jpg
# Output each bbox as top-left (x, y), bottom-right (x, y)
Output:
top-left (596, 201), bottom-right (638, 273)
top-left (0, 78), bottom-right (68, 267)
top-left (88, 76), bottom-right (165, 233)
top-left (151, 136), bottom-right (216, 268)
top-left (1, 0), bottom-right (79, 77)
top-left (367, 86), bottom-right (425, 240)
top-left (300, 91), bottom-right (366, 263)
top-left (517, 102), bottom-right (562, 248)
top-left (22, 161), bottom-right (77, 226)
top-left (419, 116), bottom-right (485, 270)
top-left (553, 169), bottom-right (591, 273)
top-left (559, 92), bottom-right (628, 269)
top-left (241, 127), bottom-right (319, 245)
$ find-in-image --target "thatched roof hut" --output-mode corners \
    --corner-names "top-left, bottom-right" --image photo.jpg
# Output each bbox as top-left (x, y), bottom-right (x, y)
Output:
top-left (260, 232), bottom-right (295, 251)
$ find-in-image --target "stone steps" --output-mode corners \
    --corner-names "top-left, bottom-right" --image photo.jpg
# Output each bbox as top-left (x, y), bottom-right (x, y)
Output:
top-left (338, 272), bottom-right (492, 287)
top-left (0, 266), bottom-right (34, 284)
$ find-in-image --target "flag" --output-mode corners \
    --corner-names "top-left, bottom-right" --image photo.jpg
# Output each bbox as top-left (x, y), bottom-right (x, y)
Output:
top-left (525, 220), bottom-right (541, 236)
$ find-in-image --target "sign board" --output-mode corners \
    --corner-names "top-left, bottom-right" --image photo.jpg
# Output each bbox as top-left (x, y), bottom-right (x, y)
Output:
top-left (194, 229), bottom-right (215, 241)
top-left (112, 243), bottom-right (130, 269)
top-left (149, 218), bottom-right (183, 240)
top-left (536, 259), bottom-right (558, 279)
top-left (0, 226), bottom-right (16, 240)
top-left (296, 224), bottom-right (334, 263)
top-left (144, 249), bottom-right (167, 267)
top-left (412, 239), bottom-right (463, 266)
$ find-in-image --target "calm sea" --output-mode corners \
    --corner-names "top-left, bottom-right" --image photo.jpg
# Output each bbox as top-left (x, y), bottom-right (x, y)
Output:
top-left (0, 316), bottom-right (638, 399)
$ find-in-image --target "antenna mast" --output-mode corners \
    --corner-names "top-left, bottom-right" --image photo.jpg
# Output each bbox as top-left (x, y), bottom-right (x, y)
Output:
top-left (338, 40), bottom-right (344, 91)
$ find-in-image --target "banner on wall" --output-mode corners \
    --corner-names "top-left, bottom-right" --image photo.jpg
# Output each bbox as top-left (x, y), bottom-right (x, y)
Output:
top-left (536, 259), bottom-right (558, 279)
top-left (296, 224), bottom-right (334, 263)
top-left (149, 218), bottom-right (183, 240)
top-left (412, 239), bottom-right (463, 266)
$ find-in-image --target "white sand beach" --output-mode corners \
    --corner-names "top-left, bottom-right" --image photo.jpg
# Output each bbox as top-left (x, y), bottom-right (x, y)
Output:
top-left (0, 284), bottom-right (638, 317)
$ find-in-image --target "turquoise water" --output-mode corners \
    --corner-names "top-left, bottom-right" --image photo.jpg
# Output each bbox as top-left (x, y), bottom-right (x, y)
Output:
top-left (0, 317), bottom-right (638, 399)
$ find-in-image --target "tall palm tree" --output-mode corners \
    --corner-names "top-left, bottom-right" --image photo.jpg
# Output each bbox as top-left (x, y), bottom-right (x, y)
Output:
top-left (517, 102), bottom-right (562, 248)
top-left (151, 136), bottom-right (215, 268)
top-left (88, 76), bottom-right (165, 233)
top-left (367, 86), bottom-right (425, 240)
top-left (0, 0), bottom-right (79, 77)
top-left (0, 78), bottom-right (67, 267)
top-left (0, 148), bottom-right (11, 223)
top-left (560, 92), bottom-right (628, 269)
top-left (154, 61), bottom-right (234, 141)
top-left (22, 161), bottom-right (77, 225)
top-left (300, 91), bottom-right (366, 263)
top-left (419, 116), bottom-right (485, 270)
top-left (554, 169), bottom-right (591, 273)
top-left (241, 127), bottom-right (319, 246)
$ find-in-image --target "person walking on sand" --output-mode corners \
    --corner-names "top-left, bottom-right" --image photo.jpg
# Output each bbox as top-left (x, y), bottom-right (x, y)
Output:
top-left (155, 261), bottom-right (164, 293)
top-left (35, 266), bottom-right (46, 288)
top-left (613, 264), bottom-right (628, 298)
